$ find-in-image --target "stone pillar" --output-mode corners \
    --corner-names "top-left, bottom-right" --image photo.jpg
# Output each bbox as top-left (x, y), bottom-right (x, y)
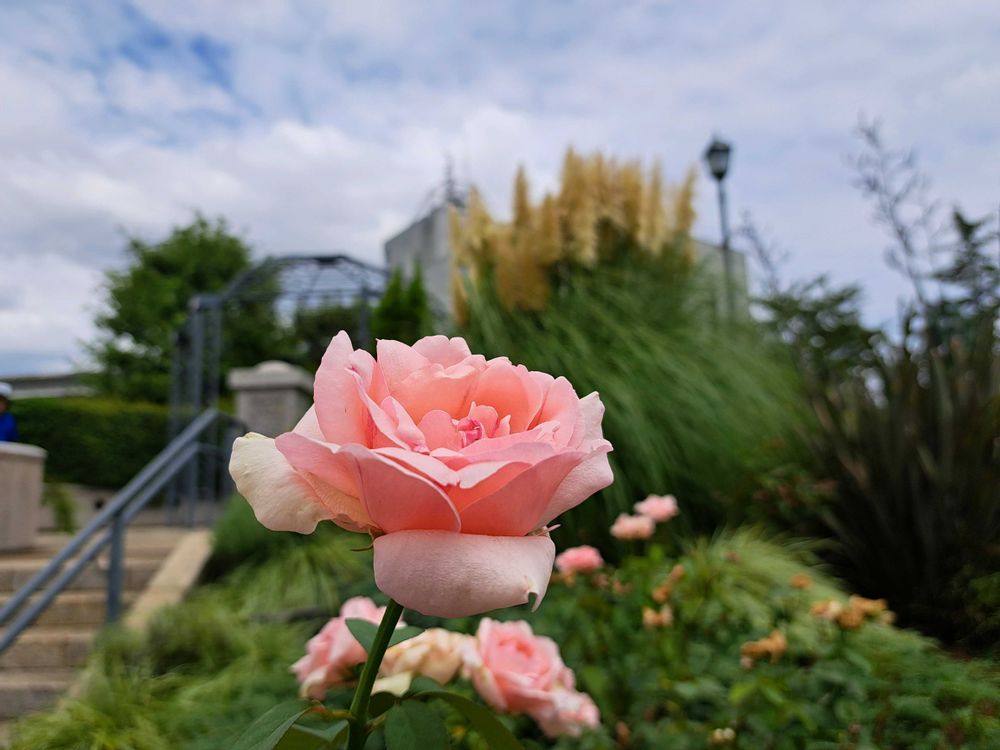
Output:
top-left (0, 442), bottom-right (46, 551)
top-left (227, 361), bottom-right (313, 438)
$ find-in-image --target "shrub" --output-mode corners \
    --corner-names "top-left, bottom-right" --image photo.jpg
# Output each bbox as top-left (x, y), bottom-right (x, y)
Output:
top-left (10, 528), bottom-right (999, 750)
top-left (13, 397), bottom-right (168, 487)
top-left (811, 312), bottom-right (1000, 645)
top-left (41, 482), bottom-right (77, 533)
top-left (460, 255), bottom-right (810, 553)
top-left (476, 531), bottom-right (1000, 749)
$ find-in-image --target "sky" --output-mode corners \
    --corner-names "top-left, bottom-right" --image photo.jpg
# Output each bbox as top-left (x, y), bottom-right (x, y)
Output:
top-left (1, 0), bottom-right (998, 376)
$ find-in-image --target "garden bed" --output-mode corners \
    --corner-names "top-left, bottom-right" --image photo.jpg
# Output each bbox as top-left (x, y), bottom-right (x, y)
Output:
top-left (5, 499), bottom-right (999, 749)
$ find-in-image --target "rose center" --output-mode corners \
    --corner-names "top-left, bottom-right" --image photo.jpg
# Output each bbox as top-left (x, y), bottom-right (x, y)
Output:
top-left (454, 417), bottom-right (485, 447)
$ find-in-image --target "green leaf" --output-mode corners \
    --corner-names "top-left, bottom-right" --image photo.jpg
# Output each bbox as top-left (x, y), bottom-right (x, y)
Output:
top-left (279, 721), bottom-right (349, 748)
top-left (417, 691), bottom-right (524, 750)
top-left (346, 619), bottom-right (378, 652)
top-left (230, 701), bottom-right (311, 750)
top-left (384, 701), bottom-right (449, 750)
top-left (346, 620), bottom-right (423, 653)
top-left (370, 691), bottom-right (399, 718)
top-left (407, 676), bottom-right (444, 695)
top-left (729, 681), bottom-right (757, 705)
top-left (387, 625), bottom-right (424, 648)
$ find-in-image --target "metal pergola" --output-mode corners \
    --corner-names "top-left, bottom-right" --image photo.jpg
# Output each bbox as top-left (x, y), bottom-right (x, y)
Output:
top-left (168, 253), bottom-right (388, 436)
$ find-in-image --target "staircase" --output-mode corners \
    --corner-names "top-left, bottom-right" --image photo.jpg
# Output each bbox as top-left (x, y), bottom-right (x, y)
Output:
top-left (0, 527), bottom-right (192, 727)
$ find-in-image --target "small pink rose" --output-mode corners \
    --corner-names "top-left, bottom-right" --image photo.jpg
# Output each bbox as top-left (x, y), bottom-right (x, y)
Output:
top-left (462, 618), bottom-right (599, 737)
top-left (462, 619), bottom-right (571, 716)
top-left (379, 628), bottom-right (472, 685)
top-left (537, 688), bottom-right (602, 738)
top-left (230, 334), bottom-right (614, 617)
top-left (634, 494), bottom-right (679, 522)
top-left (555, 545), bottom-right (604, 574)
top-left (291, 597), bottom-right (403, 699)
top-left (610, 513), bottom-right (655, 540)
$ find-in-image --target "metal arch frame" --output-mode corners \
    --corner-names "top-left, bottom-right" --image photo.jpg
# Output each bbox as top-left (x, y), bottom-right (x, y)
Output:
top-left (168, 253), bottom-right (389, 436)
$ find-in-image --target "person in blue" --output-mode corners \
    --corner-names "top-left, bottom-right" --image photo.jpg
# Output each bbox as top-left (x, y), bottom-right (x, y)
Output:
top-left (0, 382), bottom-right (18, 442)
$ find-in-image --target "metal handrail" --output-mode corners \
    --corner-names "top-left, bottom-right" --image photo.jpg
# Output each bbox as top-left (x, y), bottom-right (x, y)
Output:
top-left (0, 407), bottom-right (241, 655)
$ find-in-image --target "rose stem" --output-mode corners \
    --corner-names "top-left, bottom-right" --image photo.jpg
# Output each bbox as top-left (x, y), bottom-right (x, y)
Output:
top-left (347, 598), bottom-right (405, 750)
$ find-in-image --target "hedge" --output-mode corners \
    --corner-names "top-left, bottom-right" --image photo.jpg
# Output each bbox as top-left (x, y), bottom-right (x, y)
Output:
top-left (13, 397), bottom-right (169, 488)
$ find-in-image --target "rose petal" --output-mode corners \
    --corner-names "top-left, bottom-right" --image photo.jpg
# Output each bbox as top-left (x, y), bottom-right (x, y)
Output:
top-left (339, 444), bottom-right (461, 533)
top-left (411, 335), bottom-right (473, 367)
top-left (417, 409), bottom-right (463, 451)
top-left (293, 406), bottom-right (325, 440)
top-left (269, 433), bottom-right (375, 529)
top-left (459, 452), bottom-right (584, 536)
top-left (395, 365), bottom-right (480, 423)
top-left (314, 331), bottom-right (368, 444)
top-left (531, 377), bottom-right (581, 448)
top-left (538, 442), bottom-right (614, 527)
top-left (373, 531), bottom-right (556, 617)
top-left (275, 432), bottom-right (360, 496)
top-left (575, 391), bottom-right (607, 443)
top-left (469, 362), bottom-right (545, 432)
top-left (229, 433), bottom-right (330, 533)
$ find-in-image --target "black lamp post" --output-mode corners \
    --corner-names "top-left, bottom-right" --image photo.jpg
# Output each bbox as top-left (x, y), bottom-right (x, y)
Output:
top-left (703, 137), bottom-right (735, 319)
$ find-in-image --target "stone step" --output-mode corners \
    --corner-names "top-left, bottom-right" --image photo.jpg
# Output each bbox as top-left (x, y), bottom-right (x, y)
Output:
top-left (0, 627), bottom-right (94, 670)
top-left (0, 591), bottom-right (133, 628)
top-left (0, 556), bottom-right (160, 593)
top-left (0, 670), bottom-right (76, 719)
top-left (26, 529), bottom-right (187, 559)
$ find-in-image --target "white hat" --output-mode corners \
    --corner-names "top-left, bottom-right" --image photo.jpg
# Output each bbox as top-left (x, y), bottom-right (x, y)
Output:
top-left (0, 382), bottom-right (12, 399)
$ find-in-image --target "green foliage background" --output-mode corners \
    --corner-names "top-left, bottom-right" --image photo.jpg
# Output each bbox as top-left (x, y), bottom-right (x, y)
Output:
top-left (13, 397), bottom-right (168, 487)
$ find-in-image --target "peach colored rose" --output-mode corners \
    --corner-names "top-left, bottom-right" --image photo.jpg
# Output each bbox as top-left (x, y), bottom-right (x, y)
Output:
top-left (230, 333), bottom-right (613, 618)
top-left (379, 628), bottom-right (472, 685)
top-left (462, 618), bottom-right (599, 737)
top-left (610, 513), bottom-right (655, 540)
top-left (634, 494), bottom-right (679, 522)
top-left (292, 597), bottom-right (403, 699)
top-left (555, 545), bottom-right (604, 574)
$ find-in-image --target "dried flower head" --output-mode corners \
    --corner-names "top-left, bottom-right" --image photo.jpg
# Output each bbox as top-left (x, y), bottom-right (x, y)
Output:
top-left (642, 604), bottom-right (674, 629)
top-left (740, 629), bottom-right (787, 665)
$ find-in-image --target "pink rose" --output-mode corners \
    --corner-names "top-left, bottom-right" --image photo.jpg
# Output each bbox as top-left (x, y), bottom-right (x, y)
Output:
top-left (537, 688), bottom-right (602, 738)
top-left (610, 513), bottom-right (655, 540)
top-left (379, 628), bottom-right (472, 685)
top-left (292, 597), bottom-right (402, 699)
top-left (230, 333), bottom-right (613, 617)
top-left (634, 494), bottom-right (679, 522)
top-left (555, 545), bottom-right (604, 574)
top-left (462, 619), bottom-right (599, 737)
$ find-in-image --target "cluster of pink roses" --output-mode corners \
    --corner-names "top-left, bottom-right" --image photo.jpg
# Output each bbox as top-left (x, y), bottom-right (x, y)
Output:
top-left (292, 597), bottom-right (600, 738)
top-left (610, 493), bottom-right (679, 541)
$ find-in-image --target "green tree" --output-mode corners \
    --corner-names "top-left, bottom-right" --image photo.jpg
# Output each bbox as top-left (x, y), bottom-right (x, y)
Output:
top-left (88, 215), bottom-right (288, 403)
top-left (371, 266), bottom-right (431, 345)
top-left (290, 301), bottom-right (367, 371)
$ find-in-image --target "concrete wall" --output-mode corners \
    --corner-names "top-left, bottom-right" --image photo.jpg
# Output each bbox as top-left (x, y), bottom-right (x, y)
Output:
top-left (384, 204), bottom-right (453, 315)
top-left (227, 361), bottom-right (312, 438)
top-left (0, 442), bottom-right (46, 551)
top-left (3, 372), bottom-right (95, 399)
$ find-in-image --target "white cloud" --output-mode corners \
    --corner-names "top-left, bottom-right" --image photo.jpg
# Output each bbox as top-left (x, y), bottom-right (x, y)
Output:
top-left (0, 0), bottom-right (997, 372)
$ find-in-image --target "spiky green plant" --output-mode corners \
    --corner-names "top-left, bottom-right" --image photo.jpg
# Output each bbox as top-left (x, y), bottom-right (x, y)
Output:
top-left (459, 250), bottom-right (810, 553)
top-left (811, 311), bottom-right (1000, 643)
